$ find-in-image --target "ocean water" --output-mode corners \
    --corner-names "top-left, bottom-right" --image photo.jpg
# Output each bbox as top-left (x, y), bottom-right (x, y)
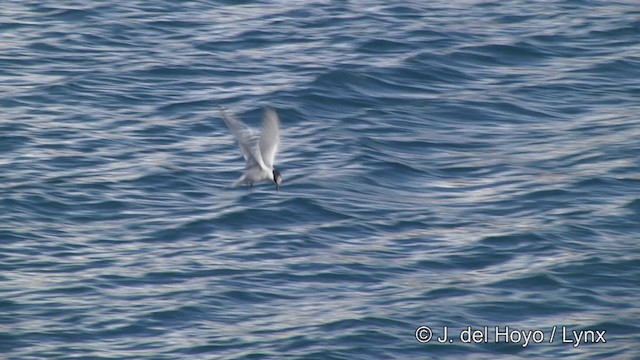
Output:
top-left (1, 1), bottom-right (639, 359)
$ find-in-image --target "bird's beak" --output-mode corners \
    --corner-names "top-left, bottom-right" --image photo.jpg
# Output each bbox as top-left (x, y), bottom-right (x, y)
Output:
top-left (276, 184), bottom-right (280, 192)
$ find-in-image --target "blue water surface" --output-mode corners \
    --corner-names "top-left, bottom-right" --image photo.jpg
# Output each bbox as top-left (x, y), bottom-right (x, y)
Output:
top-left (1, 1), bottom-right (639, 359)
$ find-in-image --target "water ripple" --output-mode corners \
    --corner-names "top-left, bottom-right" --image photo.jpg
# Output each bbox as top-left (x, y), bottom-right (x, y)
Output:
top-left (1, 1), bottom-right (639, 359)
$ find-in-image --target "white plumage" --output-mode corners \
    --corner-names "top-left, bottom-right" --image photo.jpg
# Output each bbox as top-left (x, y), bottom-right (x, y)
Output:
top-left (220, 107), bottom-right (284, 191)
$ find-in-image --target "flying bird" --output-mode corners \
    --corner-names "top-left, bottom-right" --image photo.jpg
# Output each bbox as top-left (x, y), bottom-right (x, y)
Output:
top-left (220, 107), bottom-right (283, 192)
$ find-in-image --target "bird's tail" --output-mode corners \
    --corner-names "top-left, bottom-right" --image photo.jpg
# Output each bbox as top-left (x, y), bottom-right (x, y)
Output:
top-left (232, 175), bottom-right (246, 187)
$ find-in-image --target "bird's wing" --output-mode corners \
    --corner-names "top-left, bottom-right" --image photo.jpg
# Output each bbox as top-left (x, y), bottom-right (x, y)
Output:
top-left (259, 108), bottom-right (280, 170)
top-left (220, 108), bottom-right (267, 170)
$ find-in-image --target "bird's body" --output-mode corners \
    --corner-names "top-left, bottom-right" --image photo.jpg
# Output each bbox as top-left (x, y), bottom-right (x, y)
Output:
top-left (220, 107), bottom-right (283, 191)
top-left (234, 165), bottom-right (272, 187)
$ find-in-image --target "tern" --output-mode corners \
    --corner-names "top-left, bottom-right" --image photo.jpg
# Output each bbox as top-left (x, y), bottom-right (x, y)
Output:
top-left (220, 107), bottom-right (284, 192)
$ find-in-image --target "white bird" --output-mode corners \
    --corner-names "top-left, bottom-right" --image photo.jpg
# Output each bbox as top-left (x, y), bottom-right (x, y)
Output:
top-left (220, 107), bottom-right (284, 192)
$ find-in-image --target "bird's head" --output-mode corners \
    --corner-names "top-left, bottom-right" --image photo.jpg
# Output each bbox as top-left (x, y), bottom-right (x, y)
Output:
top-left (273, 169), bottom-right (283, 192)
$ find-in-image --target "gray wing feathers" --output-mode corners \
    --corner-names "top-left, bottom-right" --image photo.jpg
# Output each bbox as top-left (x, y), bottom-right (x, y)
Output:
top-left (220, 108), bottom-right (266, 170)
top-left (259, 108), bottom-right (280, 170)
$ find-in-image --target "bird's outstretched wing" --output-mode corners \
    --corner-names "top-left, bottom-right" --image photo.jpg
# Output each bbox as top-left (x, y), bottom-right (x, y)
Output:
top-left (220, 108), bottom-right (267, 170)
top-left (259, 108), bottom-right (280, 170)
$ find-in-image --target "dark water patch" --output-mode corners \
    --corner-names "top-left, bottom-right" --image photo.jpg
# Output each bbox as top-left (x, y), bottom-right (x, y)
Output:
top-left (467, 299), bottom-right (577, 322)
top-left (447, 49), bottom-right (501, 67)
top-left (377, 4), bottom-right (428, 16)
top-left (0, 21), bottom-right (36, 31)
top-left (413, 258), bottom-right (461, 271)
top-left (445, 247), bottom-right (514, 270)
top-left (144, 216), bottom-right (219, 243)
top-left (218, 289), bottom-right (296, 303)
top-left (36, 284), bottom-right (99, 297)
top-left (135, 65), bottom-right (209, 78)
top-left (551, 256), bottom-right (640, 291)
top-left (244, 233), bottom-right (332, 256)
top-left (573, 58), bottom-right (640, 80)
top-left (572, 176), bottom-right (630, 195)
top-left (357, 38), bottom-right (415, 54)
top-left (489, 273), bottom-right (563, 291)
top-left (520, 188), bottom-right (575, 201)
top-left (300, 91), bottom-right (373, 115)
top-left (0, 135), bottom-right (31, 153)
top-left (589, 320), bottom-right (640, 341)
top-left (421, 286), bottom-right (474, 301)
top-left (45, 7), bottom-right (96, 21)
top-left (177, 343), bottom-right (252, 357)
top-left (317, 316), bottom-right (407, 337)
top-left (402, 52), bottom-right (476, 83)
top-left (588, 19), bottom-right (640, 40)
top-left (489, 100), bottom-right (560, 120)
top-left (215, 197), bottom-right (352, 230)
top-left (277, 269), bottom-right (382, 285)
top-left (26, 41), bottom-right (64, 53)
top-left (147, 19), bottom-right (202, 30)
top-left (625, 198), bottom-right (640, 213)
top-left (460, 42), bottom-right (552, 65)
top-left (493, 13), bottom-right (534, 24)
top-left (366, 157), bottom-right (427, 180)
top-left (156, 98), bottom-right (217, 114)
